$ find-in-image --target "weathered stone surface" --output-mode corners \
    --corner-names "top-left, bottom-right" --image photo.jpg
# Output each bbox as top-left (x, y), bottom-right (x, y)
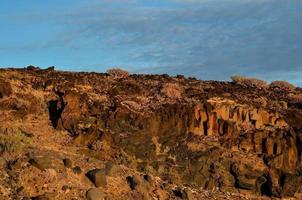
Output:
top-left (86, 169), bottom-right (107, 187)
top-left (72, 166), bottom-right (82, 174)
top-left (31, 192), bottom-right (58, 200)
top-left (0, 68), bottom-right (302, 199)
top-left (29, 157), bottom-right (54, 171)
top-left (63, 158), bottom-right (72, 168)
top-left (86, 188), bottom-right (104, 200)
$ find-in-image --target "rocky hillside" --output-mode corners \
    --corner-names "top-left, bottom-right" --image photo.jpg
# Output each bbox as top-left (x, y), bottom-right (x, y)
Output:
top-left (0, 67), bottom-right (302, 200)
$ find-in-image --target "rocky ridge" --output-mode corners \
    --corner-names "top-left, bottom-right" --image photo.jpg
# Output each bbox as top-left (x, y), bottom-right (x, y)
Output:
top-left (0, 67), bottom-right (301, 199)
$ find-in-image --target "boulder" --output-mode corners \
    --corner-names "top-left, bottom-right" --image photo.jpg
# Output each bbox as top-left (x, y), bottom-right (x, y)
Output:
top-left (86, 188), bottom-right (104, 200)
top-left (31, 192), bottom-right (58, 200)
top-left (105, 162), bottom-right (122, 176)
top-left (63, 158), bottom-right (73, 168)
top-left (72, 166), bottom-right (82, 174)
top-left (86, 169), bottom-right (107, 187)
top-left (29, 157), bottom-right (54, 171)
top-left (126, 175), bottom-right (152, 195)
top-left (172, 187), bottom-right (194, 199)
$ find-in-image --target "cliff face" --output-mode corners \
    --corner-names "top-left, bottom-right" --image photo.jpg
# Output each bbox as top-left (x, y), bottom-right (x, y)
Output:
top-left (0, 68), bottom-right (302, 199)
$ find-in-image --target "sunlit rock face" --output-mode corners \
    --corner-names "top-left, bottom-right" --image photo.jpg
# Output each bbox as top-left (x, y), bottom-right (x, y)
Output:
top-left (58, 87), bottom-right (300, 197)
top-left (0, 68), bottom-right (302, 199)
top-left (102, 97), bottom-right (298, 197)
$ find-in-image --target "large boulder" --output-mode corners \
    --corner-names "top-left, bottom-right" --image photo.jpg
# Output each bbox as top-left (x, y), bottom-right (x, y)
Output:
top-left (29, 157), bottom-right (53, 171)
top-left (86, 168), bottom-right (107, 187)
top-left (86, 188), bottom-right (104, 200)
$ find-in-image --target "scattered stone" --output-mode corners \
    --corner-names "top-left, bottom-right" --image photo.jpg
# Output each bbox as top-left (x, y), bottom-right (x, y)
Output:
top-left (62, 185), bottom-right (71, 191)
top-left (1, 68), bottom-right (302, 199)
top-left (26, 65), bottom-right (40, 71)
top-left (172, 187), bottom-right (194, 199)
top-left (172, 188), bottom-right (184, 198)
top-left (16, 186), bottom-right (24, 194)
top-left (126, 174), bottom-right (152, 195)
top-left (86, 169), bottom-right (107, 187)
top-left (105, 162), bottom-right (122, 176)
top-left (72, 166), bottom-right (82, 174)
top-left (126, 176), bottom-right (138, 190)
top-left (31, 192), bottom-right (58, 200)
top-left (63, 158), bottom-right (72, 168)
top-left (29, 157), bottom-right (53, 171)
top-left (86, 188), bottom-right (104, 200)
top-left (143, 174), bottom-right (151, 182)
top-left (183, 188), bottom-right (194, 200)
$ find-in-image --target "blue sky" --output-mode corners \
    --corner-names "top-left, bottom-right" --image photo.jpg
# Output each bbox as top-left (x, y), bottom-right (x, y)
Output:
top-left (0, 0), bottom-right (301, 85)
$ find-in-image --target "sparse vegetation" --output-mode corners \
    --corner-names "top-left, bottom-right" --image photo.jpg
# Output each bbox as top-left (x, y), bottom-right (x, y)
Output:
top-left (289, 94), bottom-right (302, 104)
top-left (231, 75), bottom-right (268, 89)
top-left (271, 100), bottom-right (288, 109)
top-left (269, 81), bottom-right (296, 91)
top-left (230, 75), bottom-right (245, 83)
top-left (0, 129), bottom-right (33, 153)
top-left (26, 65), bottom-right (40, 71)
top-left (161, 83), bottom-right (182, 99)
top-left (0, 79), bottom-right (12, 98)
top-left (106, 68), bottom-right (129, 78)
top-left (1, 68), bottom-right (302, 199)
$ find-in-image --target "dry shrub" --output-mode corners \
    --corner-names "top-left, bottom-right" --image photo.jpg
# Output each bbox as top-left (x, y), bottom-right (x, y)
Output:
top-left (161, 83), bottom-right (182, 99)
top-left (0, 128), bottom-right (33, 153)
top-left (289, 94), bottom-right (302, 104)
top-left (271, 101), bottom-right (288, 109)
top-left (230, 75), bottom-right (245, 83)
top-left (254, 97), bottom-right (268, 107)
top-left (110, 80), bottom-right (144, 96)
top-left (106, 68), bottom-right (129, 78)
top-left (121, 100), bottom-right (142, 112)
top-left (269, 81), bottom-right (296, 91)
top-left (231, 75), bottom-right (268, 89)
top-left (0, 79), bottom-right (12, 98)
top-left (26, 65), bottom-right (40, 71)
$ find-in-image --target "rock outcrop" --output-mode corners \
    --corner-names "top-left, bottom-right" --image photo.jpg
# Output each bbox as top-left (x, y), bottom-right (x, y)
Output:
top-left (0, 68), bottom-right (301, 199)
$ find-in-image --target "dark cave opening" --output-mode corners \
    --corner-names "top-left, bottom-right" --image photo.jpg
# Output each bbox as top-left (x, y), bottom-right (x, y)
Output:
top-left (223, 122), bottom-right (228, 135)
top-left (48, 98), bottom-right (65, 129)
top-left (260, 174), bottom-right (273, 197)
top-left (172, 189), bottom-right (183, 198)
top-left (203, 121), bottom-right (208, 136)
top-left (273, 143), bottom-right (278, 155)
top-left (296, 132), bottom-right (302, 163)
top-left (280, 174), bottom-right (286, 188)
top-left (262, 138), bottom-right (267, 154)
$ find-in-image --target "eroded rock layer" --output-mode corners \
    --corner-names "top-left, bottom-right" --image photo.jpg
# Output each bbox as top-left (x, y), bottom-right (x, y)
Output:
top-left (0, 68), bottom-right (302, 199)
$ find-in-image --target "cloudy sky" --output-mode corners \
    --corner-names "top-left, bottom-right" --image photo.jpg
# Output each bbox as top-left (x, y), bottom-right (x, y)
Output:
top-left (0, 0), bottom-right (301, 85)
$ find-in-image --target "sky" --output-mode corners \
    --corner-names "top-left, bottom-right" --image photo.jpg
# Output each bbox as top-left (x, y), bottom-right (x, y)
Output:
top-left (0, 0), bottom-right (301, 85)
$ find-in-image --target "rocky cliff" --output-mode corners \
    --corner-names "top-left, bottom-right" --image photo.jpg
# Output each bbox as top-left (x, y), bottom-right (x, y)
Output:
top-left (0, 67), bottom-right (302, 199)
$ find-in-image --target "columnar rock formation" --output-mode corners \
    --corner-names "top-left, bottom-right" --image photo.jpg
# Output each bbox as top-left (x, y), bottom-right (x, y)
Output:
top-left (0, 67), bottom-right (302, 199)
